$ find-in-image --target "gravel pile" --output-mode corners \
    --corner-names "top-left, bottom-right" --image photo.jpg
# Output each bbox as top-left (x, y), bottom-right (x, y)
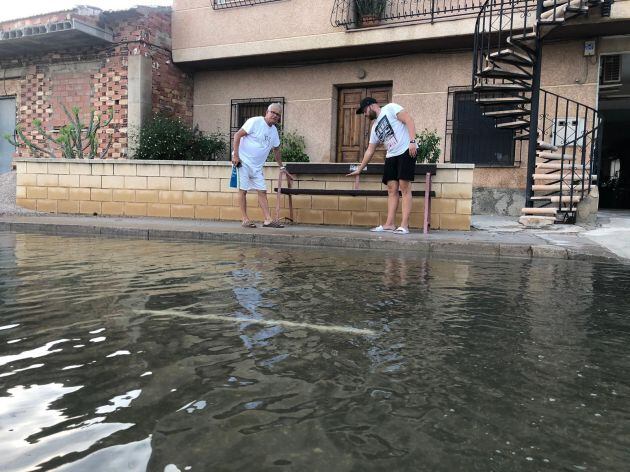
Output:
top-left (0, 171), bottom-right (41, 216)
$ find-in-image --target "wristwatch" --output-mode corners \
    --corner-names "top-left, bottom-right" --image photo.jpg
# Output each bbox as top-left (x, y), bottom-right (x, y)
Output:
top-left (410, 139), bottom-right (417, 144)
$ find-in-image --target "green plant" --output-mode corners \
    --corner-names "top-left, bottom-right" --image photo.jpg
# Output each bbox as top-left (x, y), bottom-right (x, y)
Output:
top-left (4, 105), bottom-right (113, 159)
top-left (267, 130), bottom-right (310, 163)
top-left (135, 114), bottom-right (227, 161)
top-left (415, 129), bottom-right (441, 163)
top-left (355, 0), bottom-right (387, 18)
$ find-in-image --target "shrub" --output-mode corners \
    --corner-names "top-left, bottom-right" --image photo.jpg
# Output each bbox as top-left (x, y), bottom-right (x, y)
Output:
top-left (415, 129), bottom-right (441, 163)
top-left (268, 130), bottom-right (310, 163)
top-left (135, 115), bottom-right (227, 161)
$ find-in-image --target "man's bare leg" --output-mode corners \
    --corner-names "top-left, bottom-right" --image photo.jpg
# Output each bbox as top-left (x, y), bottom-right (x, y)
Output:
top-left (399, 179), bottom-right (413, 230)
top-left (239, 189), bottom-right (250, 223)
top-left (257, 190), bottom-right (273, 225)
top-left (383, 180), bottom-right (399, 229)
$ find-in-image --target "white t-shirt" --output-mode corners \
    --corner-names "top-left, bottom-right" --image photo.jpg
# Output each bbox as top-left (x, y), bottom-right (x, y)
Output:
top-left (237, 116), bottom-right (281, 169)
top-left (369, 103), bottom-right (410, 158)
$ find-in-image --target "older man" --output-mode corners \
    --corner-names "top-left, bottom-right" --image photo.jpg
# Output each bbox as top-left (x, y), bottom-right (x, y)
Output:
top-left (232, 103), bottom-right (286, 228)
top-left (348, 98), bottom-right (417, 235)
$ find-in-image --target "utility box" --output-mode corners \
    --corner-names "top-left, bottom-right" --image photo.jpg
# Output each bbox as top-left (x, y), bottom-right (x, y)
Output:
top-left (553, 118), bottom-right (586, 146)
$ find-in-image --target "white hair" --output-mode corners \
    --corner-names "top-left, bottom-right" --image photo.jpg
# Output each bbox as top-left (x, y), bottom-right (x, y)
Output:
top-left (267, 103), bottom-right (282, 112)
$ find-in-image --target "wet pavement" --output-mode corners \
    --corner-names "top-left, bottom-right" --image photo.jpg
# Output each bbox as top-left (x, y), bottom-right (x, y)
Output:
top-left (0, 211), bottom-right (626, 263)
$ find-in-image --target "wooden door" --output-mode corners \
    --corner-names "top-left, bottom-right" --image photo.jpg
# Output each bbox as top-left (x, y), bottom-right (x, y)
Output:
top-left (336, 86), bottom-right (392, 163)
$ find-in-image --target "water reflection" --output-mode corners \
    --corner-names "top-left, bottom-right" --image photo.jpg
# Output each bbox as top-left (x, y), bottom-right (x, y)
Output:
top-left (0, 232), bottom-right (629, 471)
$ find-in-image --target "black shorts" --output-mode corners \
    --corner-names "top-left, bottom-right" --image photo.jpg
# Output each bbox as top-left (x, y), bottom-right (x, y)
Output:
top-left (382, 150), bottom-right (417, 184)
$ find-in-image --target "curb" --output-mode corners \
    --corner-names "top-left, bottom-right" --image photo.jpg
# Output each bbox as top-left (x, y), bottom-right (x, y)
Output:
top-left (0, 219), bottom-right (621, 264)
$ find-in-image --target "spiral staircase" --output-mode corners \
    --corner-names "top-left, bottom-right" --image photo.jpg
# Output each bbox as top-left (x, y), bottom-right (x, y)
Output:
top-left (473, 0), bottom-right (613, 223)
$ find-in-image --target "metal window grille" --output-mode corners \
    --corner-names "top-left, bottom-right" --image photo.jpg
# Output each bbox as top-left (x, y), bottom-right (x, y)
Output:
top-left (445, 87), bottom-right (517, 167)
top-left (229, 97), bottom-right (285, 154)
top-left (213, 0), bottom-right (282, 9)
top-left (601, 55), bottom-right (621, 84)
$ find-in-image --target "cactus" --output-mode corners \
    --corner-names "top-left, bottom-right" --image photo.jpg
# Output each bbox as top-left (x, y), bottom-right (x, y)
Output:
top-left (4, 105), bottom-right (114, 159)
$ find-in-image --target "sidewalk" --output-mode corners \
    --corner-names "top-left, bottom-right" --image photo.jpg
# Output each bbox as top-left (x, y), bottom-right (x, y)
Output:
top-left (0, 211), bottom-right (626, 263)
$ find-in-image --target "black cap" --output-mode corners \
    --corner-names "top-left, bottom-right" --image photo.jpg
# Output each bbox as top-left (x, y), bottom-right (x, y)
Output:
top-left (356, 97), bottom-right (377, 115)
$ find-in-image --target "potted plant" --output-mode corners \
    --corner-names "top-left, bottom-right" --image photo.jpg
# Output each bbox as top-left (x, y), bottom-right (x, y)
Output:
top-left (355, 0), bottom-right (386, 28)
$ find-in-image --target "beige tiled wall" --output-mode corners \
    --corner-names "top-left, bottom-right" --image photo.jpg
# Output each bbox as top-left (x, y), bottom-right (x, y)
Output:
top-left (15, 159), bottom-right (473, 230)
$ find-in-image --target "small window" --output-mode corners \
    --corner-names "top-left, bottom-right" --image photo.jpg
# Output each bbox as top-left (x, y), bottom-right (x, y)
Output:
top-left (230, 97), bottom-right (285, 153)
top-left (213, 0), bottom-right (282, 9)
top-left (601, 55), bottom-right (621, 84)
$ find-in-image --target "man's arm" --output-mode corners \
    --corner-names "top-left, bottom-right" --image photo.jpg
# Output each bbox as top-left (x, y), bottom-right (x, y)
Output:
top-left (397, 110), bottom-right (417, 158)
top-left (347, 143), bottom-right (378, 176)
top-left (232, 129), bottom-right (248, 166)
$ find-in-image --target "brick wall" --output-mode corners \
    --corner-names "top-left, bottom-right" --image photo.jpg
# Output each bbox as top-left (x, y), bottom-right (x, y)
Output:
top-left (15, 160), bottom-right (473, 230)
top-left (0, 6), bottom-right (193, 160)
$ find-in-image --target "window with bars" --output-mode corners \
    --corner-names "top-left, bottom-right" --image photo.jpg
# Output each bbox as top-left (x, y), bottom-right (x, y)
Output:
top-left (445, 87), bottom-right (516, 167)
top-left (601, 55), bottom-right (622, 84)
top-left (229, 97), bottom-right (285, 154)
top-left (213, 0), bottom-right (282, 9)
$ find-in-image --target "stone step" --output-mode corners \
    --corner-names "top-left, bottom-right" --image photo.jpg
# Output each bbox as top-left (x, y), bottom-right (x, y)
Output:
top-left (532, 184), bottom-right (586, 191)
top-left (532, 173), bottom-right (595, 181)
top-left (497, 120), bottom-right (529, 129)
top-left (488, 49), bottom-right (534, 66)
top-left (521, 207), bottom-right (558, 215)
top-left (537, 151), bottom-right (583, 160)
top-left (535, 162), bottom-right (587, 170)
top-left (530, 195), bottom-right (583, 203)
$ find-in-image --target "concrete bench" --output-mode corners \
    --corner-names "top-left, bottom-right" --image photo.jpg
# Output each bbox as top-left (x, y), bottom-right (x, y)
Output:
top-left (274, 163), bottom-right (436, 233)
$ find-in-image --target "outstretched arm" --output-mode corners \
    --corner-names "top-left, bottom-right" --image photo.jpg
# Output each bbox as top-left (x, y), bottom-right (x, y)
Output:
top-left (347, 143), bottom-right (378, 176)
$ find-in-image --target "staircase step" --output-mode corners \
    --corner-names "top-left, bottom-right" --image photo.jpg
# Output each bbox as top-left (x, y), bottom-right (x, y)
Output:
top-left (532, 184), bottom-right (586, 191)
top-left (531, 195), bottom-right (583, 203)
top-left (506, 36), bottom-right (537, 55)
top-left (477, 96), bottom-right (531, 106)
top-left (497, 120), bottom-right (529, 129)
top-left (537, 151), bottom-right (582, 160)
top-left (474, 83), bottom-right (531, 92)
top-left (532, 173), bottom-right (591, 180)
top-left (484, 109), bottom-right (530, 118)
top-left (489, 49), bottom-right (534, 66)
top-left (541, 3), bottom-right (569, 20)
top-left (479, 67), bottom-right (532, 80)
top-left (521, 207), bottom-right (558, 215)
top-left (536, 162), bottom-right (587, 170)
top-left (537, 140), bottom-right (559, 151)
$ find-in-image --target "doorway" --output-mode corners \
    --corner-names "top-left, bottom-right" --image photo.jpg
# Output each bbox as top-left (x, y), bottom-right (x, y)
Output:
top-left (598, 53), bottom-right (630, 209)
top-left (336, 85), bottom-right (391, 163)
top-left (0, 97), bottom-right (16, 173)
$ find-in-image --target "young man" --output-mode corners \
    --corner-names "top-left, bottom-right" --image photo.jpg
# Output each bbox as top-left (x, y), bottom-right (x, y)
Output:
top-left (348, 97), bottom-right (417, 234)
top-left (232, 103), bottom-right (287, 228)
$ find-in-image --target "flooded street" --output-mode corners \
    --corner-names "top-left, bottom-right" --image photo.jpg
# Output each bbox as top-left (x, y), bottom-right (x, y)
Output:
top-left (1, 231), bottom-right (629, 471)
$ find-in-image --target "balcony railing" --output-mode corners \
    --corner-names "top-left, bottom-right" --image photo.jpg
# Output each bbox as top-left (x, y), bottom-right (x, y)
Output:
top-left (212, 0), bottom-right (281, 10)
top-left (331, 0), bottom-right (487, 29)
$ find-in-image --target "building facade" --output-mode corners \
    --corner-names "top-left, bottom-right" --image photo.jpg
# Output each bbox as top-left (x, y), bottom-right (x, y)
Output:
top-left (172, 0), bottom-right (630, 215)
top-left (0, 6), bottom-right (193, 169)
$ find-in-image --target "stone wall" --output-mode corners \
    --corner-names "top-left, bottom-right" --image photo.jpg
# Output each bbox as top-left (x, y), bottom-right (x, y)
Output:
top-left (14, 159), bottom-right (473, 230)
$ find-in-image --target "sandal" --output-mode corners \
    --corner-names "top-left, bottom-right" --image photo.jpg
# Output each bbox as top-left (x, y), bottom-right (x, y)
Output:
top-left (262, 220), bottom-right (285, 228)
top-left (370, 225), bottom-right (394, 232)
top-left (393, 226), bottom-right (410, 235)
top-left (241, 221), bottom-right (257, 228)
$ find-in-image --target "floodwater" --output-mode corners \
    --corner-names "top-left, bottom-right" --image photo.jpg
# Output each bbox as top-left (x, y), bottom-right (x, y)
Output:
top-left (1, 231), bottom-right (629, 472)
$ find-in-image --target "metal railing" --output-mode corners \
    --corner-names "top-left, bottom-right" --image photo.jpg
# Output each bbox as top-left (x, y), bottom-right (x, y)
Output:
top-left (331, 0), bottom-right (487, 28)
top-left (536, 88), bottom-right (603, 219)
top-left (212, 0), bottom-right (281, 10)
